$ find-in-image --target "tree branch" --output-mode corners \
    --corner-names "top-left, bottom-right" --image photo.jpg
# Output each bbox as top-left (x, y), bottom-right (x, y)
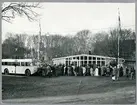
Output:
top-left (2, 2), bottom-right (41, 23)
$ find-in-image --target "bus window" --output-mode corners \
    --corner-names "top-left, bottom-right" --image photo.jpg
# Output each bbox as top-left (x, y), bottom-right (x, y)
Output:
top-left (25, 62), bottom-right (30, 66)
top-left (6, 62), bottom-right (9, 65)
top-left (7, 62), bottom-right (11, 65)
top-left (2, 62), bottom-right (5, 65)
top-left (24, 62), bottom-right (27, 66)
top-left (27, 62), bottom-right (31, 66)
top-left (21, 62), bottom-right (25, 66)
top-left (11, 62), bottom-right (15, 66)
top-left (16, 62), bottom-right (20, 66)
top-left (5, 62), bottom-right (8, 65)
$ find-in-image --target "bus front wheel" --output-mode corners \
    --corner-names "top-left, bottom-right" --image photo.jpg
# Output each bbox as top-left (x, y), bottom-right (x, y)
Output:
top-left (25, 69), bottom-right (31, 76)
top-left (4, 68), bottom-right (9, 75)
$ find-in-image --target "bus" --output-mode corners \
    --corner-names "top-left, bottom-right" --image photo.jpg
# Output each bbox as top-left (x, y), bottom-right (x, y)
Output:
top-left (2, 59), bottom-right (38, 76)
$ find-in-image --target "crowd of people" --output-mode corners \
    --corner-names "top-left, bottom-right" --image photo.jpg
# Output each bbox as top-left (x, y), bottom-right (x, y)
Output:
top-left (40, 63), bottom-right (135, 80)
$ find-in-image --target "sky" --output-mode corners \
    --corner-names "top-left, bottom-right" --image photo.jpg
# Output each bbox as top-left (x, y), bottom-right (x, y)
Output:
top-left (2, 3), bottom-right (135, 40)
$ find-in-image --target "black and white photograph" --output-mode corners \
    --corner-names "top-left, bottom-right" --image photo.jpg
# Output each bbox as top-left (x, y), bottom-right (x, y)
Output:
top-left (2, 2), bottom-right (136, 104)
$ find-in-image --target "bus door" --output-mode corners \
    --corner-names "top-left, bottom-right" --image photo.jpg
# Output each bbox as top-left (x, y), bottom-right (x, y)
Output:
top-left (15, 61), bottom-right (22, 74)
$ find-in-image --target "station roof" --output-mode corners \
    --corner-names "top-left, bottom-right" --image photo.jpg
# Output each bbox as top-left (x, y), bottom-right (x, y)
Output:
top-left (52, 54), bottom-right (117, 60)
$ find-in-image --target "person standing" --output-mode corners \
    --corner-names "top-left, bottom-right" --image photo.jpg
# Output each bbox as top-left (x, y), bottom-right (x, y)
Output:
top-left (82, 66), bottom-right (86, 76)
top-left (90, 66), bottom-right (94, 76)
top-left (133, 67), bottom-right (135, 79)
top-left (72, 65), bottom-right (77, 76)
top-left (130, 67), bottom-right (135, 80)
top-left (68, 66), bottom-right (71, 76)
top-left (86, 65), bottom-right (90, 76)
top-left (115, 66), bottom-right (119, 80)
top-left (119, 66), bottom-right (123, 77)
top-left (101, 66), bottom-right (105, 76)
top-left (112, 66), bottom-right (116, 81)
top-left (51, 64), bottom-right (56, 77)
top-left (98, 66), bottom-right (101, 76)
top-left (109, 66), bottom-right (113, 76)
top-left (46, 65), bottom-right (52, 78)
top-left (126, 67), bottom-right (129, 78)
top-left (64, 65), bottom-right (68, 76)
top-left (94, 67), bottom-right (99, 76)
top-left (106, 66), bottom-right (110, 77)
top-left (79, 65), bottom-right (83, 76)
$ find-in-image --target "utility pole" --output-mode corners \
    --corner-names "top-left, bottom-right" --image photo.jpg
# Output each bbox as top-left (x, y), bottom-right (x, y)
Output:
top-left (117, 8), bottom-right (121, 68)
top-left (38, 19), bottom-right (41, 62)
top-left (31, 38), bottom-right (33, 59)
top-left (15, 48), bottom-right (18, 76)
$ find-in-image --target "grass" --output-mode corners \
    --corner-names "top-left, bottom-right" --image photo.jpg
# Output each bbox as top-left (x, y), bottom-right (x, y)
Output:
top-left (2, 75), bottom-right (136, 100)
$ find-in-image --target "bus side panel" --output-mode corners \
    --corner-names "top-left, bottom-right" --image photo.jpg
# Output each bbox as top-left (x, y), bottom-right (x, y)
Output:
top-left (15, 66), bottom-right (38, 75)
top-left (2, 66), bottom-right (15, 74)
top-left (15, 66), bottom-right (25, 74)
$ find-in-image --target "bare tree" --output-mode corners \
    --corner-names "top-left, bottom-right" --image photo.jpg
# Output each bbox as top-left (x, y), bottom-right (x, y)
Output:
top-left (2, 2), bottom-right (41, 23)
top-left (74, 30), bottom-right (92, 54)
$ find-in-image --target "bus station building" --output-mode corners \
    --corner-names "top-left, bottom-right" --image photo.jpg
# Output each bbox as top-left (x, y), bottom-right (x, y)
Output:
top-left (52, 54), bottom-right (124, 67)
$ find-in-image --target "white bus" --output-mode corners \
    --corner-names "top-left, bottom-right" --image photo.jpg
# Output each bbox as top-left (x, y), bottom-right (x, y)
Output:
top-left (2, 59), bottom-right (38, 76)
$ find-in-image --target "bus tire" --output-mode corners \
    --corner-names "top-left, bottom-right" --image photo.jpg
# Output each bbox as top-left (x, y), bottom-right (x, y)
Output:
top-left (25, 69), bottom-right (31, 76)
top-left (4, 68), bottom-right (9, 75)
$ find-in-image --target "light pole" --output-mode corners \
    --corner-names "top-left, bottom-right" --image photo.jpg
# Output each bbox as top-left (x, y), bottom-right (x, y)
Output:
top-left (37, 19), bottom-right (41, 66)
top-left (117, 8), bottom-right (121, 69)
top-left (15, 48), bottom-right (18, 76)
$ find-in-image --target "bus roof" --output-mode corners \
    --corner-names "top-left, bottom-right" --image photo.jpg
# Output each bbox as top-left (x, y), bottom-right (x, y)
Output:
top-left (2, 59), bottom-right (33, 62)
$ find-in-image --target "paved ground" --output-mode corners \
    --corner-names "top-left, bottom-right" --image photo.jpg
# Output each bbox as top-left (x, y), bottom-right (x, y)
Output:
top-left (2, 75), bottom-right (136, 104)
